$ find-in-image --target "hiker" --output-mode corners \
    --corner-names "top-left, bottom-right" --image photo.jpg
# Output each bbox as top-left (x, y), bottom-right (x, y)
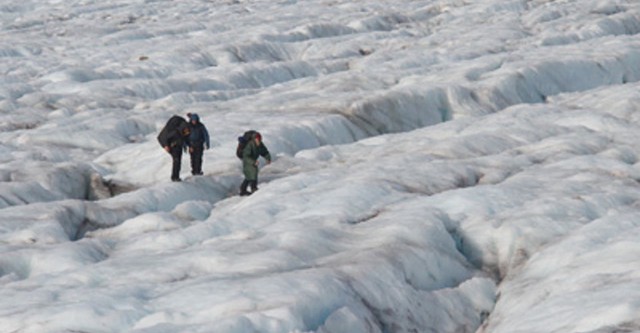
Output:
top-left (186, 113), bottom-right (210, 176)
top-left (157, 115), bottom-right (190, 182)
top-left (240, 131), bottom-right (271, 196)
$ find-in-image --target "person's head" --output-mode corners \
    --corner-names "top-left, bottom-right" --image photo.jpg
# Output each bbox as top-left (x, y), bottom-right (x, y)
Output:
top-left (254, 132), bottom-right (262, 143)
top-left (189, 113), bottom-right (200, 124)
top-left (180, 124), bottom-right (191, 136)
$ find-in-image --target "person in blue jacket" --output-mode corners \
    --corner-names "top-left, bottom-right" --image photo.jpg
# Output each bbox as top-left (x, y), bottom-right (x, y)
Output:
top-left (186, 113), bottom-right (210, 176)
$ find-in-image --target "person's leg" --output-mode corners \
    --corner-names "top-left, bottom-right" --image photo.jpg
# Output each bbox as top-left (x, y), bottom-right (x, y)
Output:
top-left (250, 167), bottom-right (260, 193)
top-left (192, 144), bottom-right (204, 175)
top-left (171, 147), bottom-right (182, 181)
top-left (239, 179), bottom-right (250, 195)
top-left (241, 162), bottom-right (258, 195)
top-left (190, 149), bottom-right (196, 175)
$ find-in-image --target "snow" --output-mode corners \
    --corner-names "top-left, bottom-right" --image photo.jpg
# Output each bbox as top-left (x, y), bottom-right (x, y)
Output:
top-left (1, 0), bottom-right (640, 332)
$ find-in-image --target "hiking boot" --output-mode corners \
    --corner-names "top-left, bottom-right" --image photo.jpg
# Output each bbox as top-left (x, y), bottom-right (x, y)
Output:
top-left (171, 177), bottom-right (182, 182)
top-left (239, 190), bottom-right (251, 196)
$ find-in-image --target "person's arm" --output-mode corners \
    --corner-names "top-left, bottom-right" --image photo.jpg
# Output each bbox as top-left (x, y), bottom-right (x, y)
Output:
top-left (259, 144), bottom-right (271, 164)
top-left (157, 130), bottom-right (171, 152)
top-left (203, 126), bottom-right (210, 149)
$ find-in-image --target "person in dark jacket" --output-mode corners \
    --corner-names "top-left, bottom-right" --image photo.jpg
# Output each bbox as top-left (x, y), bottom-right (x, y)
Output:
top-left (157, 116), bottom-right (190, 182)
top-left (240, 131), bottom-right (271, 196)
top-left (186, 113), bottom-right (210, 176)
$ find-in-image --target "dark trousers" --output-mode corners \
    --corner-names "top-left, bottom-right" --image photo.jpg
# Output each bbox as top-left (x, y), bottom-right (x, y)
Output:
top-left (190, 144), bottom-right (204, 175)
top-left (170, 146), bottom-right (183, 180)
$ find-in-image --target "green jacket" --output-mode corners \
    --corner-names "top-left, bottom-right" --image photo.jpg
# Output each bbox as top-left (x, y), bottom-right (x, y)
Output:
top-left (242, 140), bottom-right (271, 180)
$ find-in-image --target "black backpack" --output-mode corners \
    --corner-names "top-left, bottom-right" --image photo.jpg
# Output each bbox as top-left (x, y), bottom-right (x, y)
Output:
top-left (157, 115), bottom-right (188, 148)
top-left (236, 130), bottom-right (257, 159)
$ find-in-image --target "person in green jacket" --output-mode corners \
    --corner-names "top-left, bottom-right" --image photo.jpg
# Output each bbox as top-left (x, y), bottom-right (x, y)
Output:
top-left (240, 131), bottom-right (271, 196)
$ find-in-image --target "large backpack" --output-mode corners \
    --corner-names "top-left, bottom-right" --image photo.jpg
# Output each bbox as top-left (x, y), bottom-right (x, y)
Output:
top-left (157, 115), bottom-right (188, 148)
top-left (236, 130), bottom-right (257, 159)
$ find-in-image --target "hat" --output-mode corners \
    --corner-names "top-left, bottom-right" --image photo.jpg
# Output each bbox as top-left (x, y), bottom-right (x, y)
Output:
top-left (189, 113), bottom-right (199, 122)
top-left (254, 132), bottom-right (262, 140)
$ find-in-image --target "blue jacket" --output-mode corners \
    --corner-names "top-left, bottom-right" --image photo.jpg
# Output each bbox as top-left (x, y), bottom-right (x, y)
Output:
top-left (187, 114), bottom-right (210, 148)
